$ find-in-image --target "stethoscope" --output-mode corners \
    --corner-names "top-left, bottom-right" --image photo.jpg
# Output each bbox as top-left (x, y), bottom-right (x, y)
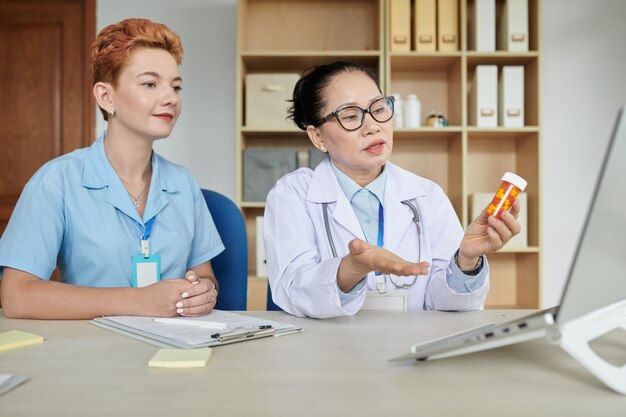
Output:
top-left (322, 199), bottom-right (423, 292)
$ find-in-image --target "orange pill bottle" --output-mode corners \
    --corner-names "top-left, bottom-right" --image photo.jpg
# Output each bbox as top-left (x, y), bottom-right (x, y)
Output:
top-left (486, 172), bottom-right (527, 219)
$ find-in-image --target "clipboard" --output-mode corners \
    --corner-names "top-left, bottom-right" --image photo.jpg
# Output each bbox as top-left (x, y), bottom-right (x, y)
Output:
top-left (90, 310), bottom-right (302, 349)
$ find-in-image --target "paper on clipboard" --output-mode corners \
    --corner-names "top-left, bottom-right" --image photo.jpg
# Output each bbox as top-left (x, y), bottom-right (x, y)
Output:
top-left (90, 310), bottom-right (302, 349)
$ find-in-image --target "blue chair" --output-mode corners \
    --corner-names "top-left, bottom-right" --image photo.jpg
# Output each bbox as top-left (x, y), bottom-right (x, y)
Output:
top-left (201, 189), bottom-right (247, 310)
top-left (266, 285), bottom-right (282, 311)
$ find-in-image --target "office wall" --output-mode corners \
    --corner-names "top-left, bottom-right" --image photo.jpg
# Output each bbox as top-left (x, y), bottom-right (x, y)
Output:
top-left (96, 0), bottom-right (236, 199)
top-left (541, 0), bottom-right (626, 306)
top-left (97, 0), bottom-right (626, 307)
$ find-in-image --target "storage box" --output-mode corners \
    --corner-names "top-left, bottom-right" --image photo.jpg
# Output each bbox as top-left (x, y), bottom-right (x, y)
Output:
top-left (469, 0), bottom-right (495, 52)
top-left (437, 0), bottom-right (459, 52)
top-left (499, 66), bottom-right (525, 127)
top-left (414, 0), bottom-right (436, 52)
top-left (498, 0), bottom-right (529, 52)
top-left (245, 73), bottom-right (300, 128)
top-left (243, 149), bottom-right (298, 202)
top-left (469, 65), bottom-right (498, 127)
top-left (470, 192), bottom-right (528, 249)
top-left (390, 0), bottom-right (411, 51)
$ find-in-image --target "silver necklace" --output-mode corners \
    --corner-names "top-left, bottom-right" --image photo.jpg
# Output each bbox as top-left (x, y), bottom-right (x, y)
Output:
top-left (125, 165), bottom-right (152, 208)
top-left (127, 181), bottom-right (150, 208)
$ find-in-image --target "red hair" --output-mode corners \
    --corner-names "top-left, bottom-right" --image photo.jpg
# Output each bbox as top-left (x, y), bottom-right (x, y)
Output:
top-left (92, 18), bottom-right (184, 120)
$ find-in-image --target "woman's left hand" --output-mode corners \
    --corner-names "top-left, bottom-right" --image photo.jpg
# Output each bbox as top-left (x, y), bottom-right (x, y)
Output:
top-left (458, 200), bottom-right (522, 266)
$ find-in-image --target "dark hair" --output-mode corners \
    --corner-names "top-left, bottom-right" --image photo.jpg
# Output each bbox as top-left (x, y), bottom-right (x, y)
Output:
top-left (288, 61), bottom-right (380, 130)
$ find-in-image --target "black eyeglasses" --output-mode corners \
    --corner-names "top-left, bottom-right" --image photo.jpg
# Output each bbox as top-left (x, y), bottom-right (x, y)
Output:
top-left (318, 96), bottom-right (395, 131)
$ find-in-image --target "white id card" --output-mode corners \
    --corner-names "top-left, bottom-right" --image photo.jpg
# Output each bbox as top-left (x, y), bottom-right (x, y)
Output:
top-left (132, 254), bottom-right (161, 287)
top-left (361, 289), bottom-right (408, 311)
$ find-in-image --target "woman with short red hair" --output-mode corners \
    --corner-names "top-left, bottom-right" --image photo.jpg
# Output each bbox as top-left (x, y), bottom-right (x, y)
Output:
top-left (0, 19), bottom-right (223, 319)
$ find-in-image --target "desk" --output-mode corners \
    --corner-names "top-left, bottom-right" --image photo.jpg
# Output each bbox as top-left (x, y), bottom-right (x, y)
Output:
top-left (1, 310), bottom-right (624, 416)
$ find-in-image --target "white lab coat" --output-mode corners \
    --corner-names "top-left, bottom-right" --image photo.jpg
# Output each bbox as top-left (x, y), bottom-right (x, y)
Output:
top-left (263, 159), bottom-right (489, 318)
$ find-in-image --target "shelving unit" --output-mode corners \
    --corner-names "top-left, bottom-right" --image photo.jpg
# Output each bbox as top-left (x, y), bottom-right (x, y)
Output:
top-left (237, 0), bottom-right (541, 310)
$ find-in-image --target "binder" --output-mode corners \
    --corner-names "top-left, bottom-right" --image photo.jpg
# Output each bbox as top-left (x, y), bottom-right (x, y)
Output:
top-left (470, 65), bottom-right (498, 127)
top-left (498, 0), bottom-right (529, 52)
top-left (256, 216), bottom-right (267, 278)
top-left (437, 0), bottom-right (458, 52)
top-left (414, 0), bottom-right (436, 52)
top-left (469, 0), bottom-right (495, 52)
top-left (390, 0), bottom-right (411, 52)
top-left (499, 66), bottom-right (525, 127)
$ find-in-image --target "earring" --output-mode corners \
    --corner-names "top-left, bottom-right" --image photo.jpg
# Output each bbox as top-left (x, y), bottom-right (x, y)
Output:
top-left (109, 108), bottom-right (115, 116)
top-left (320, 146), bottom-right (326, 152)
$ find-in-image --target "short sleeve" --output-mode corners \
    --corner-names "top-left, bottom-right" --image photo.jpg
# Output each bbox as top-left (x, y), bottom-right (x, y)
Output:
top-left (0, 169), bottom-right (65, 280)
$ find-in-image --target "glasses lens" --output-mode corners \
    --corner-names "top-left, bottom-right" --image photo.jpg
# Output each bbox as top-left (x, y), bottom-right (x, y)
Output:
top-left (336, 107), bottom-right (364, 130)
top-left (370, 97), bottom-right (394, 123)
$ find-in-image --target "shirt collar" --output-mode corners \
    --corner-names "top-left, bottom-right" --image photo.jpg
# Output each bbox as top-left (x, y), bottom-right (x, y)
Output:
top-left (330, 160), bottom-right (387, 205)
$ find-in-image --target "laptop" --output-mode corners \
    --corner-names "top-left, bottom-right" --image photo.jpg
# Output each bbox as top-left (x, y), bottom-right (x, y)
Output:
top-left (390, 105), bottom-right (626, 363)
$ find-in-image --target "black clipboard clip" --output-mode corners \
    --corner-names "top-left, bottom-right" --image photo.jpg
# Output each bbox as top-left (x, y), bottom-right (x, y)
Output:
top-left (211, 325), bottom-right (274, 342)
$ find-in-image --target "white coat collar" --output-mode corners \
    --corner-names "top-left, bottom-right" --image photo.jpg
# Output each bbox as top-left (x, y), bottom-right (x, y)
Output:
top-left (306, 158), bottom-right (430, 251)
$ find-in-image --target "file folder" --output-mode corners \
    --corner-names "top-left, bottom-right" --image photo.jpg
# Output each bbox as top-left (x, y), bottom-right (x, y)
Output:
top-left (437, 0), bottom-right (459, 52)
top-left (499, 66), bottom-right (525, 127)
top-left (469, 0), bottom-right (495, 52)
top-left (390, 0), bottom-right (411, 52)
top-left (470, 65), bottom-right (498, 127)
top-left (414, 0), bottom-right (436, 52)
top-left (498, 0), bottom-right (529, 52)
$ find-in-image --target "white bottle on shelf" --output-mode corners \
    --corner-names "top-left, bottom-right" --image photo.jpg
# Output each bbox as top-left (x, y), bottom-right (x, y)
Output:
top-left (404, 94), bottom-right (422, 128)
top-left (392, 94), bottom-right (404, 128)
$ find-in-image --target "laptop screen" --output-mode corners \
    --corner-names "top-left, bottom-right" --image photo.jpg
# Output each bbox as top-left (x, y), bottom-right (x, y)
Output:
top-left (558, 106), bottom-right (626, 323)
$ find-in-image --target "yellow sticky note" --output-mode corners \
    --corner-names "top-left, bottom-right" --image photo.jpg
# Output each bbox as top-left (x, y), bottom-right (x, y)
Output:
top-left (0, 330), bottom-right (44, 352)
top-left (148, 347), bottom-right (212, 368)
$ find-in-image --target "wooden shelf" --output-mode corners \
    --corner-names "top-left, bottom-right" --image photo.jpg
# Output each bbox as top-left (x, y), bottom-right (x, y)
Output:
top-left (237, 0), bottom-right (541, 310)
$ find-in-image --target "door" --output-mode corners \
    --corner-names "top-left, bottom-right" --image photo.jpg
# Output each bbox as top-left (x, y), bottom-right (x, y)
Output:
top-left (0, 0), bottom-right (95, 291)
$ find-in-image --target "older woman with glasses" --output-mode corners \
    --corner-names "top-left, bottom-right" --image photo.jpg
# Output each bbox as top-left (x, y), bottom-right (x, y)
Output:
top-left (263, 61), bottom-right (522, 319)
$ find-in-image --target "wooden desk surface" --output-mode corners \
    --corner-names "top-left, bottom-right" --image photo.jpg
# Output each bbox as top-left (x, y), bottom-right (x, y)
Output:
top-left (1, 310), bottom-right (625, 416)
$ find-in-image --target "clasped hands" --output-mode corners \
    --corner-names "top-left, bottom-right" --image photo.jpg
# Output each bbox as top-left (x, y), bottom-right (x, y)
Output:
top-left (142, 271), bottom-right (218, 317)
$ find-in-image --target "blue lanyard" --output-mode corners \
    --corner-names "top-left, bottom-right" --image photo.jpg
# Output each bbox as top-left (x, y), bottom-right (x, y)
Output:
top-left (142, 217), bottom-right (155, 241)
top-left (375, 203), bottom-right (383, 276)
top-left (137, 217), bottom-right (155, 258)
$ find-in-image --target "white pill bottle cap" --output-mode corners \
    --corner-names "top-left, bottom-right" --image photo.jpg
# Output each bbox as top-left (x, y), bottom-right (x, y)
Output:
top-left (502, 172), bottom-right (527, 192)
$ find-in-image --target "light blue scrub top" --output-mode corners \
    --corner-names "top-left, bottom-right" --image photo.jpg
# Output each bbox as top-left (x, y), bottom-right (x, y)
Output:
top-left (330, 162), bottom-right (485, 294)
top-left (0, 133), bottom-right (224, 287)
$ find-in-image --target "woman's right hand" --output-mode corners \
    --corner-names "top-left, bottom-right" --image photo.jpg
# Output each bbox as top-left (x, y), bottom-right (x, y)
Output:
top-left (337, 239), bottom-right (430, 292)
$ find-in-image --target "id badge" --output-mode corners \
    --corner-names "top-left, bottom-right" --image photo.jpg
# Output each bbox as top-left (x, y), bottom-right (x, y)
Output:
top-left (132, 254), bottom-right (161, 287)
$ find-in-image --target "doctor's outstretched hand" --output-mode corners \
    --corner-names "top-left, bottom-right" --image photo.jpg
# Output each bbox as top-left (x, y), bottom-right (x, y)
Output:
top-left (457, 199), bottom-right (522, 269)
top-left (337, 239), bottom-right (430, 293)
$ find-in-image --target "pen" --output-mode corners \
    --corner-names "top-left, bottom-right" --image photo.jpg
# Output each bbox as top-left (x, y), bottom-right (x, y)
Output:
top-left (153, 318), bottom-right (227, 330)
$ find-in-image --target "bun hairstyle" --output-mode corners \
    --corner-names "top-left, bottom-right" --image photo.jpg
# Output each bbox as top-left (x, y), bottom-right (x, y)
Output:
top-left (287, 61), bottom-right (380, 130)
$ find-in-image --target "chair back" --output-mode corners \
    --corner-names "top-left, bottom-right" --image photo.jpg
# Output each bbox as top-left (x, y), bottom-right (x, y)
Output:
top-left (201, 189), bottom-right (247, 310)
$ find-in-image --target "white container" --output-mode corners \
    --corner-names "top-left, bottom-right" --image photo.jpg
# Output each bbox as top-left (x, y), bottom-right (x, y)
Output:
top-left (404, 94), bottom-right (422, 128)
top-left (392, 94), bottom-right (404, 128)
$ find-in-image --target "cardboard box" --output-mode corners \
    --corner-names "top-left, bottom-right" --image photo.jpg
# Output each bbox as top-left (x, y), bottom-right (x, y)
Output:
top-left (245, 73), bottom-right (300, 128)
top-left (390, 0), bottom-right (411, 51)
top-left (414, 0), bottom-right (436, 52)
